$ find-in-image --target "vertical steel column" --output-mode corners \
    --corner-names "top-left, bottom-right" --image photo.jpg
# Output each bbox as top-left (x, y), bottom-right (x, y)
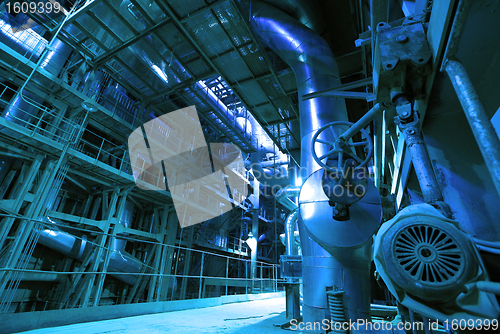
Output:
top-left (149, 210), bottom-right (166, 302)
top-left (0, 155), bottom-right (43, 251)
top-left (180, 226), bottom-right (194, 300)
top-left (408, 309), bottom-right (418, 334)
top-left (225, 257), bottom-right (229, 296)
top-left (260, 262), bottom-right (263, 291)
top-left (273, 265), bottom-right (277, 292)
top-left (245, 259), bottom-right (248, 295)
top-left (58, 242), bottom-right (98, 308)
top-left (92, 190), bottom-right (130, 306)
top-left (198, 253), bottom-right (204, 299)
top-left (159, 207), bottom-right (177, 301)
top-left (250, 176), bottom-right (259, 290)
top-left (0, 153), bottom-right (67, 300)
top-left (91, 229), bottom-right (115, 307)
top-left (80, 189), bottom-right (119, 307)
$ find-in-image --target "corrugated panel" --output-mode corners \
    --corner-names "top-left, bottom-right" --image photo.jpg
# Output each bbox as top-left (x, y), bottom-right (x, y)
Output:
top-left (184, 58), bottom-right (212, 77)
top-left (237, 44), bottom-right (269, 77)
top-left (155, 24), bottom-right (193, 56)
top-left (184, 87), bottom-right (210, 111)
top-left (106, 59), bottom-right (151, 96)
top-left (212, 1), bottom-right (251, 47)
top-left (258, 78), bottom-right (282, 101)
top-left (254, 104), bottom-right (281, 123)
top-left (75, 15), bottom-right (120, 51)
top-left (63, 23), bottom-right (85, 41)
top-left (272, 97), bottom-right (294, 119)
top-left (183, 11), bottom-right (233, 57)
top-left (278, 71), bottom-right (297, 92)
top-left (91, 3), bottom-right (134, 41)
top-left (114, 51), bottom-right (167, 94)
top-left (213, 52), bottom-right (253, 82)
top-left (82, 39), bottom-right (105, 57)
top-left (233, 81), bottom-right (268, 105)
top-left (167, 0), bottom-right (207, 19)
top-left (135, 0), bottom-right (166, 24)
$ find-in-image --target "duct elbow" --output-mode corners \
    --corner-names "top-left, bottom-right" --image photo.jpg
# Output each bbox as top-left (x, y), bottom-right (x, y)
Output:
top-left (276, 186), bottom-right (300, 199)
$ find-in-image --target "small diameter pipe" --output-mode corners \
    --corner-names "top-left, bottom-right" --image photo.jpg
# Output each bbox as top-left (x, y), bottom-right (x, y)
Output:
top-left (285, 209), bottom-right (299, 256)
top-left (339, 103), bottom-right (383, 142)
top-left (475, 244), bottom-right (500, 256)
top-left (444, 59), bottom-right (500, 198)
top-left (401, 126), bottom-right (444, 203)
top-left (474, 281), bottom-right (500, 296)
top-left (473, 238), bottom-right (500, 249)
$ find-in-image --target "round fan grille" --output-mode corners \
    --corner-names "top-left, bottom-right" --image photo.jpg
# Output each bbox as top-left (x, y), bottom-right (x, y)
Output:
top-left (394, 224), bottom-right (463, 285)
top-left (382, 215), bottom-right (478, 302)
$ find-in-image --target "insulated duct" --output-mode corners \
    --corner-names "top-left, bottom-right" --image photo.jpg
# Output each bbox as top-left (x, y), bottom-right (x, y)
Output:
top-left (249, 1), bottom-right (373, 326)
top-left (258, 0), bottom-right (325, 34)
top-left (36, 202), bottom-right (157, 286)
top-left (1, 22), bottom-right (75, 127)
top-left (0, 18), bottom-right (78, 216)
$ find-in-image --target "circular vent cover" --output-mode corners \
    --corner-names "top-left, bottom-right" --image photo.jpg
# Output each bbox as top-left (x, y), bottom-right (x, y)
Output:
top-left (383, 218), bottom-right (477, 302)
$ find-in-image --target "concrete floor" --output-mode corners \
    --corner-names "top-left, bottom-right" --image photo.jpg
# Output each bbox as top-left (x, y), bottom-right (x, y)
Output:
top-left (17, 297), bottom-right (290, 334)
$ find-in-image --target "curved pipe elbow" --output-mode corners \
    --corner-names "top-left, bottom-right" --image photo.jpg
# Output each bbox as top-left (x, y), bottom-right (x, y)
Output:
top-left (276, 186), bottom-right (300, 199)
top-left (275, 186), bottom-right (300, 211)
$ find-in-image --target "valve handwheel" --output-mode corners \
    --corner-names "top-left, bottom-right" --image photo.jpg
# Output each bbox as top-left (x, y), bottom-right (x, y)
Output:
top-left (311, 121), bottom-right (373, 172)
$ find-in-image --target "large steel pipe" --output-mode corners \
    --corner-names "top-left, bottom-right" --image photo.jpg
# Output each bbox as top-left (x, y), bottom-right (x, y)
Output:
top-left (249, 1), bottom-right (372, 327)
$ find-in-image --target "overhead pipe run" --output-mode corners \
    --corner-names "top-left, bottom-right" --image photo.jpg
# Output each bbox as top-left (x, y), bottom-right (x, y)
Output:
top-left (249, 1), bottom-right (374, 326)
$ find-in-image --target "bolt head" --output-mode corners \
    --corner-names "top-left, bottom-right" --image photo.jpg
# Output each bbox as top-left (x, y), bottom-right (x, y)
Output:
top-left (402, 111), bottom-right (409, 117)
top-left (408, 129), bottom-right (415, 135)
top-left (396, 35), bottom-right (409, 43)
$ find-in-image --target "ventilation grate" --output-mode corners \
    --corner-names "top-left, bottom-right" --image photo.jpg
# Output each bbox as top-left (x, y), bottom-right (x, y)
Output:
top-left (394, 225), bottom-right (463, 284)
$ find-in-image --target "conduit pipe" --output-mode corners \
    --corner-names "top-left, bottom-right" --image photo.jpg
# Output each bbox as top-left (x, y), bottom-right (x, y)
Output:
top-left (8, 272), bottom-right (66, 282)
top-left (285, 209), bottom-right (299, 256)
top-left (275, 186), bottom-right (300, 256)
top-left (249, 1), bottom-right (373, 326)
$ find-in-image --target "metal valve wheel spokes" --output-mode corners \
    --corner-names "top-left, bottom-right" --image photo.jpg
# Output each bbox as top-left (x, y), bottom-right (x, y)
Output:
top-left (311, 121), bottom-right (374, 172)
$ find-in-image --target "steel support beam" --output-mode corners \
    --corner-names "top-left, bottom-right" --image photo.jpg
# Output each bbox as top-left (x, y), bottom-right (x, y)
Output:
top-left (302, 77), bottom-right (373, 101)
top-left (67, 0), bottom-right (100, 25)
